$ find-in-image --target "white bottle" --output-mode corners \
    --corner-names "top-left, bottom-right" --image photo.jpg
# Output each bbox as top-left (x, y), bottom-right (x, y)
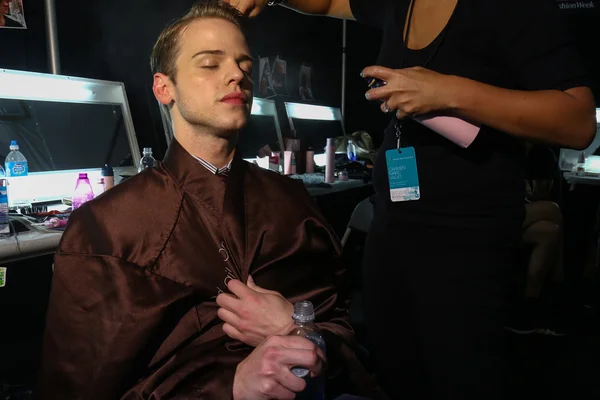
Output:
top-left (138, 147), bottom-right (157, 173)
top-left (5, 140), bottom-right (28, 177)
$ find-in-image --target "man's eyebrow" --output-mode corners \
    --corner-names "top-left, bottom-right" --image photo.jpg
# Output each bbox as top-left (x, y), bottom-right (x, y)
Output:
top-left (192, 50), bottom-right (253, 63)
top-left (192, 49), bottom-right (225, 59)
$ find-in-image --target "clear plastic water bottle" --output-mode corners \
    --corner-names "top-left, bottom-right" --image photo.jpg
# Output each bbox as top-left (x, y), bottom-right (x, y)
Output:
top-left (288, 301), bottom-right (326, 400)
top-left (72, 173), bottom-right (95, 210)
top-left (5, 140), bottom-right (28, 177)
top-left (346, 140), bottom-right (357, 162)
top-left (138, 147), bottom-right (156, 172)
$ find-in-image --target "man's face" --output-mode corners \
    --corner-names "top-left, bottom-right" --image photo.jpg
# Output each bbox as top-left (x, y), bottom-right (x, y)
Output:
top-left (164, 18), bottom-right (253, 136)
top-left (0, 0), bottom-right (10, 15)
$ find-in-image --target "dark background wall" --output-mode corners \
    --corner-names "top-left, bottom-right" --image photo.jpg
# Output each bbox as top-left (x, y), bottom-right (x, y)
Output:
top-left (2, 0), bottom-right (346, 159)
top-left (1, 0), bottom-right (599, 157)
top-left (1, 0), bottom-right (600, 390)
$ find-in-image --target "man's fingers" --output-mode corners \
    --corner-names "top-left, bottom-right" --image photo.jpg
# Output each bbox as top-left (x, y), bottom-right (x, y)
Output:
top-left (261, 381), bottom-right (296, 400)
top-left (222, 322), bottom-right (244, 341)
top-left (217, 307), bottom-right (242, 326)
top-left (271, 335), bottom-right (317, 351)
top-left (269, 336), bottom-right (327, 375)
top-left (247, 275), bottom-right (275, 294)
top-left (275, 347), bottom-right (326, 380)
top-left (227, 279), bottom-right (256, 298)
top-left (309, 352), bottom-right (326, 378)
top-left (275, 367), bottom-right (308, 393)
top-left (216, 292), bottom-right (243, 311)
top-left (275, 348), bottom-right (321, 368)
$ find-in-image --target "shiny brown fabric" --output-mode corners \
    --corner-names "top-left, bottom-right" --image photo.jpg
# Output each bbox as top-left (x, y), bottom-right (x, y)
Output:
top-left (36, 139), bottom-right (386, 400)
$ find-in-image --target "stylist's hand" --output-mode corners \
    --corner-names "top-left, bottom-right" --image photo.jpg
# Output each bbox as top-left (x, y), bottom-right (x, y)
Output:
top-left (362, 66), bottom-right (457, 119)
top-left (233, 335), bottom-right (326, 400)
top-left (222, 0), bottom-right (269, 17)
top-left (217, 275), bottom-right (295, 347)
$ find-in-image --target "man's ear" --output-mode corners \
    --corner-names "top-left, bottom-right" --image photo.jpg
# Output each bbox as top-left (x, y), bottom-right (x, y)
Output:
top-left (153, 73), bottom-right (174, 106)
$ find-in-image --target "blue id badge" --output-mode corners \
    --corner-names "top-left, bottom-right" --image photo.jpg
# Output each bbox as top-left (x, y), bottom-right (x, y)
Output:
top-left (386, 147), bottom-right (420, 202)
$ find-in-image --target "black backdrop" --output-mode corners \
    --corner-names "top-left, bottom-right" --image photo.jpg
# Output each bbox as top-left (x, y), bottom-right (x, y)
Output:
top-left (2, 1), bottom-right (347, 158)
top-left (1, 0), bottom-right (599, 158)
top-left (1, 0), bottom-right (600, 390)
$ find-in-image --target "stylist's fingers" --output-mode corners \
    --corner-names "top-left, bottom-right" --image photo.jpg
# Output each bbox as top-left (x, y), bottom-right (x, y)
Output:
top-left (361, 66), bottom-right (396, 82)
top-left (224, 0), bottom-right (253, 16)
top-left (396, 110), bottom-right (409, 120)
top-left (384, 97), bottom-right (415, 118)
top-left (380, 100), bottom-right (394, 114)
top-left (366, 85), bottom-right (396, 102)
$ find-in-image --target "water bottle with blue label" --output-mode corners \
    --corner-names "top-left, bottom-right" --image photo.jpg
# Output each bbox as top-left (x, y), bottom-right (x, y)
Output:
top-left (347, 140), bottom-right (357, 162)
top-left (5, 140), bottom-right (28, 177)
top-left (288, 300), bottom-right (326, 400)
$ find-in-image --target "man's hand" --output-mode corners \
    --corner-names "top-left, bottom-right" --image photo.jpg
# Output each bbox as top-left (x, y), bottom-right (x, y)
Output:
top-left (233, 335), bottom-right (326, 400)
top-left (223, 0), bottom-right (269, 17)
top-left (217, 275), bottom-right (294, 347)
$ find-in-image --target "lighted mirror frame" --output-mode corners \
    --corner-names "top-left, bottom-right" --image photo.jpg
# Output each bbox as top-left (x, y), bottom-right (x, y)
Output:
top-left (283, 102), bottom-right (346, 136)
top-left (0, 68), bottom-right (141, 169)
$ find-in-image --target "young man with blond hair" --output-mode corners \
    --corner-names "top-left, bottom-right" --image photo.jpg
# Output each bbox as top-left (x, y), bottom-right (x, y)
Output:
top-left (37, 1), bottom-right (384, 399)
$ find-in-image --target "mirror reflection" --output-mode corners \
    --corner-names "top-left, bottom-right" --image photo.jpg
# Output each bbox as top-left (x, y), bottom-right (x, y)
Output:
top-left (0, 99), bottom-right (133, 172)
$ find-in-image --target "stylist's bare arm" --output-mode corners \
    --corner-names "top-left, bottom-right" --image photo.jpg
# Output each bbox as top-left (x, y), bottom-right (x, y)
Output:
top-left (223, 0), bottom-right (355, 19)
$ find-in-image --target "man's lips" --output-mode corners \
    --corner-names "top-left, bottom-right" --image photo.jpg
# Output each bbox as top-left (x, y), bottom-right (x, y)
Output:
top-left (220, 92), bottom-right (248, 105)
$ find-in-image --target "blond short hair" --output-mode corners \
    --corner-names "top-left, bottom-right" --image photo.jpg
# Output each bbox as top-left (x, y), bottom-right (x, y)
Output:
top-left (150, 0), bottom-right (244, 83)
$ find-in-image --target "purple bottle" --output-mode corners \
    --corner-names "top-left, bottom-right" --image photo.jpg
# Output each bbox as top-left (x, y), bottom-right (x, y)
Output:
top-left (72, 173), bottom-right (95, 210)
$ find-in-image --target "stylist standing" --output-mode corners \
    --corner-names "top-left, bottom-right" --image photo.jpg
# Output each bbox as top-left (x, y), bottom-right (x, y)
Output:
top-left (224, 0), bottom-right (596, 398)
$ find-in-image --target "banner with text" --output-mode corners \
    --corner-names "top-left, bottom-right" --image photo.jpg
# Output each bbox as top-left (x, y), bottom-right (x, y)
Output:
top-left (556, 0), bottom-right (597, 12)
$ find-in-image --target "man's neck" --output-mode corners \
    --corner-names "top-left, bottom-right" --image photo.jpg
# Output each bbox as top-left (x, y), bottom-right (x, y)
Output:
top-left (173, 124), bottom-right (237, 169)
top-left (0, 15), bottom-right (5, 26)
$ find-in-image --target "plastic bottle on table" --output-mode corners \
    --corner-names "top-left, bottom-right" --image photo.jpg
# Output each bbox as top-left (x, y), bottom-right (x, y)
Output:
top-left (5, 140), bottom-right (28, 177)
top-left (72, 173), bottom-right (94, 210)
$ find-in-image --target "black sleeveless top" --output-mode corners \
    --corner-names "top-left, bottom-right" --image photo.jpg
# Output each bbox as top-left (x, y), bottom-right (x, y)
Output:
top-left (350, 0), bottom-right (589, 229)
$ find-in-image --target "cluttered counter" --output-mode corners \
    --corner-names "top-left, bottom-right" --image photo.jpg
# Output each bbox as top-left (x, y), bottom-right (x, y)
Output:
top-left (0, 165), bottom-right (131, 265)
top-left (0, 170), bottom-right (372, 266)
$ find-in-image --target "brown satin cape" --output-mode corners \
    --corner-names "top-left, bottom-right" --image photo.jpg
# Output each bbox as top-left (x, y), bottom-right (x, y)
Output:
top-left (36, 139), bottom-right (386, 400)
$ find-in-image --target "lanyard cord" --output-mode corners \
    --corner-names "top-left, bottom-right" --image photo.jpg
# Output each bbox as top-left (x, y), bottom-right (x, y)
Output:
top-left (395, 0), bottom-right (456, 148)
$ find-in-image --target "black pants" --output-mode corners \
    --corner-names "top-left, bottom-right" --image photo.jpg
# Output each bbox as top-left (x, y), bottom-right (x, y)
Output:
top-left (362, 218), bottom-right (519, 400)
